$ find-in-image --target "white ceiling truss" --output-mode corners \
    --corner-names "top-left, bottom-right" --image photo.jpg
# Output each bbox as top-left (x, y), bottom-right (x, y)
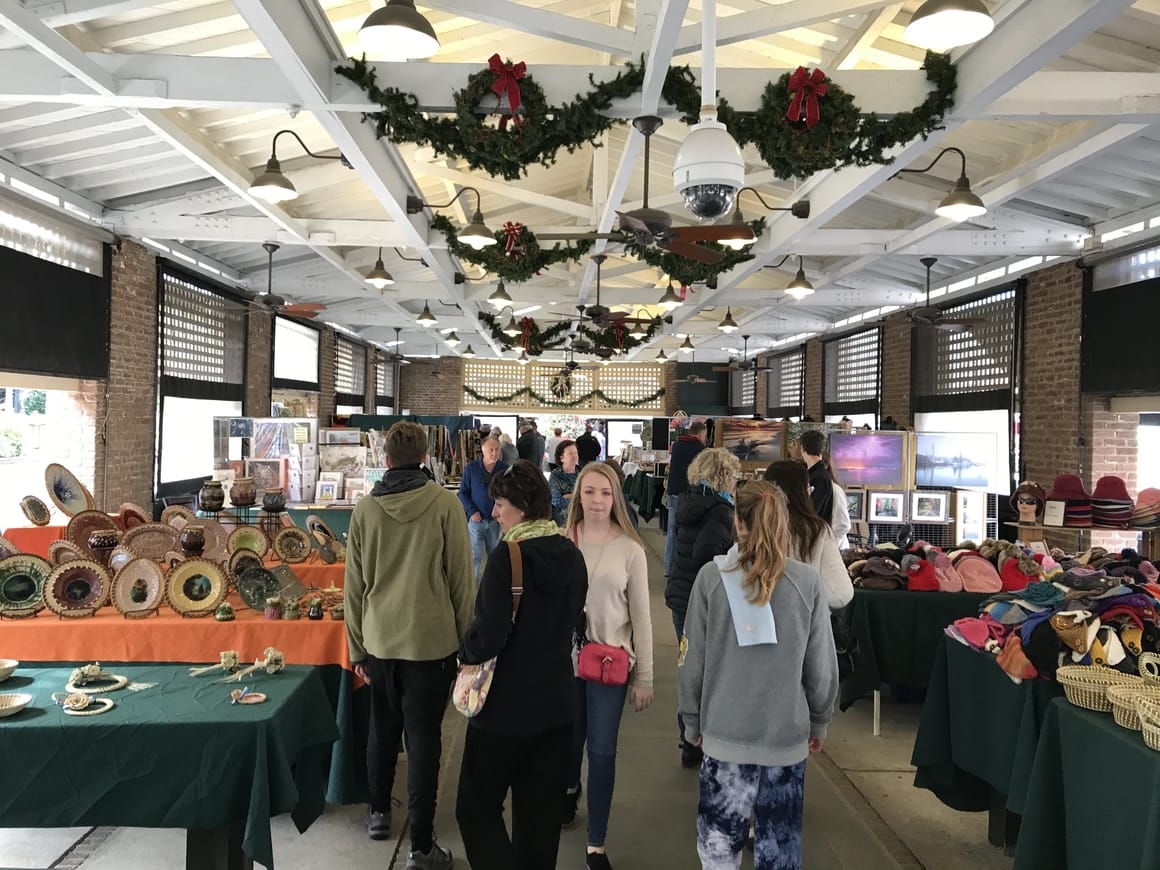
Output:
top-left (0, 0), bottom-right (1159, 359)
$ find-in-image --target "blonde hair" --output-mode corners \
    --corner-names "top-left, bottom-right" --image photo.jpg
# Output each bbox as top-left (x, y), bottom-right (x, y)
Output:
top-left (732, 480), bottom-right (790, 606)
top-left (564, 462), bottom-right (644, 547)
top-left (686, 448), bottom-right (740, 494)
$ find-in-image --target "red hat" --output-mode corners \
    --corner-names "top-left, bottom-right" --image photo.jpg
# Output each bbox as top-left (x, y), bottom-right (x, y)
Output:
top-left (907, 559), bottom-right (940, 592)
top-left (1091, 475), bottom-right (1131, 503)
top-left (1000, 558), bottom-right (1035, 592)
top-left (1046, 473), bottom-right (1090, 502)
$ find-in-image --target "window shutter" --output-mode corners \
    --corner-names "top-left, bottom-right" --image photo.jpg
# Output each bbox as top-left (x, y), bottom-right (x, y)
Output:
top-left (730, 369), bottom-right (755, 415)
top-left (159, 266), bottom-right (246, 400)
top-left (766, 349), bottom-right (804, 418)
top-left (824, 327), bottom-right (880, 416)
top-left (335, 337), bottom-right (366, 407)
top-left (376, 359), bottom-right (394, 406)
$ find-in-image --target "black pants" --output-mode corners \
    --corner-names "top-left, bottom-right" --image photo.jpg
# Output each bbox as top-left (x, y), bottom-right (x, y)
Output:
top-left (366, 653), bottom-right (456, 853)
top-left (456, 723), bottom-right (573, 870)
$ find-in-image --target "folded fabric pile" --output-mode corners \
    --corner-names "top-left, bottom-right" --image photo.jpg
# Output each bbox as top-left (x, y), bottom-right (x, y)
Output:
top-left (1046, 473), bottom-right (1092, 527)
top-left (1133, 487), bottom-right (1160, 530)
top-left (1090, 475), bottom-right (1134, 529)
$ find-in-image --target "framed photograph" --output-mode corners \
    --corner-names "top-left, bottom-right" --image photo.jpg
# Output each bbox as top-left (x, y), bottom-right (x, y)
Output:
top-left (868, 491), bottom-right (905, 523)
top-left (345, 485), bottom-right (365, 502)
top-left (845, 488), bottom-right (865, 521)
top-left (316, 480), bottom-right (338, 503)
top-left (828, 431), bottom-right (914, 490)
top-left (915, 432), bottom-right (999, 490)
top-left (954, 490), bottom-right (986, 544)
top-left (910, 490), bottom-right (949, 523)
top-left (245, 457), bottom-right (285, 493)
top-left (717, 418), bottom-right (784, 464)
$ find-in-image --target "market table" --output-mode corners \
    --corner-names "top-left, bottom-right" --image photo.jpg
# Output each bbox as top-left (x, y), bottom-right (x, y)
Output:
top-left (0, 663), bottom-right (338, 870)
top-left (1013, 697), bottom-right (1160, 869)
top-left (2, 525), bottom-right (64, 559)
top-left (840, 589), bottom-right (990, 732)
top-left (911, 636), bottom-right (1063, 848)
top-left (623, 471), bottom-right (664, 523)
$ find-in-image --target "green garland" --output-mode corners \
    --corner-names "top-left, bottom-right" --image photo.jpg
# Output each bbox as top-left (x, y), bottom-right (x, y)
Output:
top-left (620, 218), bottom-right (765, 286)
top-left (431, 215), bottom-right (592, 283)
top-left (464, 385), bottom-right (665, 408)
top-left (661, 51), bottom-right (956, 178)
top-left (335, 56), bottom-right (647, 180)
top-left (478, 310), bottom-right (660, 354)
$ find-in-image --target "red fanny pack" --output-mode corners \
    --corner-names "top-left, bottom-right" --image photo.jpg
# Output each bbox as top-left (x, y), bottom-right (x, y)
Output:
top-left (577, 643), bottom-right (630, 685)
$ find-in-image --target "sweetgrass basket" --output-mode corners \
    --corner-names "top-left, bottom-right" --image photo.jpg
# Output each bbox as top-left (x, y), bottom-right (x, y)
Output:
top-left (1055, 665), bottom-right (1142, 712)
top-left (1135, 694), bottom-right (1160, 751)
top-left (1107, 684), bottom-right (1160, 730)
top-left (1138, 651), bottom-right (1160, 684)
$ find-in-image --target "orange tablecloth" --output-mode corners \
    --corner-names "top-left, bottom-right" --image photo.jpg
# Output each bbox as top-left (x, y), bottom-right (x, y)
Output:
top-left (2, 525), bottom-right (65, 559)
top-left (263, 553), bottom-right (346, 589)
top-left (2, 594), bottom-right (351, 669)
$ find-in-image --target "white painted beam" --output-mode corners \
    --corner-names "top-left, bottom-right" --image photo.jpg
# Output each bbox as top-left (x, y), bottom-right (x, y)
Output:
top-left (418, 0), bottom-right (635, 56)
top-left (673, 0), bottom-right (894, 56)
top-left (830, 4), bottom-right (901, 70)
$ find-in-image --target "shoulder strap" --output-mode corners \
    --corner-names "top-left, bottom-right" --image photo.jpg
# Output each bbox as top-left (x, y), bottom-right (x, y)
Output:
top-left (507, 540), bottom-right (524, 621)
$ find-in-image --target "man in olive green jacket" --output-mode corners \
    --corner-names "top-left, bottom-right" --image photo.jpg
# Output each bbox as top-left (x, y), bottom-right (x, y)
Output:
top-left (345, 421), bottom-right (474, 870)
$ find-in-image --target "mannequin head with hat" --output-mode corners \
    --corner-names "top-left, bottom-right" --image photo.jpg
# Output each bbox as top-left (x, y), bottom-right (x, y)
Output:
top-left (1011, 480), bottom-right (1046, 524)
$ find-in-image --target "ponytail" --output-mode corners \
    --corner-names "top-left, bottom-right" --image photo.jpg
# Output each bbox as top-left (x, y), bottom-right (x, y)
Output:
top-left (732, 480), bottom-right (790, 605)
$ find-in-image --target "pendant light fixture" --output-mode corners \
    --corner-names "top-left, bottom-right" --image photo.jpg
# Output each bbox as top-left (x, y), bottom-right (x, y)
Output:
top-left (517, 350), bottom-right (530, 365)
top-left (363, 247), bottom-right (395, 290)
top-left (357, 0), bottom-right (439, 61)
top-left (895, 146), bottom-right (987, 222)
top-left (416, 302), bottom-right (438, 326)
top-left (444, 331), bottom-right (461, 347)
top-left (903, 0), bottom-right (994, 51)
top-left (717, 307), bottom-right (739, 333)
top-left (502, 313), bottom-right (520, 337)
top-left (679, 335), bottom-right (695, 354)
top-left (655, 348), bottom-right (669, 361)
top-left (462, 344), bottom-right (477, 358)
top-left (628, 312), bottom-right (651, 341)
top-left (406, 187), bottom-right (495, 249)
top-left (486, 279), bottom-right (512, 309)
top-left (657, 282), bottom-right (684, 312)
top-left (248, 130), bottom-right (351, 204)
top-left (785, 257), bottom-right (815, 301)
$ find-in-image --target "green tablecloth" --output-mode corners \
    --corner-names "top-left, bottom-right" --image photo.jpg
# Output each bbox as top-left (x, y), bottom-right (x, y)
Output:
top-left (912, 636), bottom-right (1063, 813)
top-left (0, 664), bottom-right (338, 870)
top-left (839, 589), bottom-right (990, 709)
top-left (624, 472), bottom-right (664, 523)
top-left (1014, 698), bottom-right (1160, 870)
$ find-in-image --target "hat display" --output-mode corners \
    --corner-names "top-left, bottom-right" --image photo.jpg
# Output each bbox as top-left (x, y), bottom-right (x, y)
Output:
top-left (1000, 558), bottom-right (1036, 592)
top-left (1046, 474), bottom-right (1090, 502)
top-left (907, 558), bottom-right (939, 592)
top-left (1049, 610), bottom-right (1098, 654)
top-left (953, 552), bottom-right (1002, 593)
top-left (1009, 480), bottom-right (1046, 512)
top-left (1134, 488), bottom-right (1160, 529)
top-left (1091, 475), bottom-right (1133, 529)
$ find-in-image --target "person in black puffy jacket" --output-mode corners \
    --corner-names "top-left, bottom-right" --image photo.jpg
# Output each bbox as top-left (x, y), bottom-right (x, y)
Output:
top-left (664, 447), bottom-right (739, 768)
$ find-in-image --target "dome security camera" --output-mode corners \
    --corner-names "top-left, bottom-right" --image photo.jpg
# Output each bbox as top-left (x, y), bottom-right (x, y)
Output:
top-left (673, 118), bottom-right (745, 222)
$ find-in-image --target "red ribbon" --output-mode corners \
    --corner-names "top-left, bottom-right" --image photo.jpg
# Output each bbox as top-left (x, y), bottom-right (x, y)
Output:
top-left (519, 317), bottom-right (535, 350)
top-left (502, 221), bottom-right (524, 257)
top-left (489, 54), bottom-right (526, 116)
top-left (613, 322), bottom-right (625, 351)
top-left (786, 66), bottom-right (828, 130)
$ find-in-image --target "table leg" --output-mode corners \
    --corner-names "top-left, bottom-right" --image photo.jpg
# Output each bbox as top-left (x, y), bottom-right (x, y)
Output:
top-left (873, 689), bottom-right (881, 736)
top-left (186, 824), bottom-right (253, 870)
top-left (986, 788), bottom-right (1005, 847)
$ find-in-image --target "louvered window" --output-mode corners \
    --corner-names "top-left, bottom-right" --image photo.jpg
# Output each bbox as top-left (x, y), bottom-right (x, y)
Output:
top-left (376, 360), bottom-right (394, 412)
top-left (335, 337), bottom-right (366, 409)
top-left (159, 265), bottom-right (246, 400)
top-left (913, 287), bottom-right (1018, 412)
top-left (272, 316), bottom-right (320, 389)
top-left (824, 328), bottom-right (880, 416)
top-left (730, 369), bottom-right (756, 416)
top-left (766, 349), bottom-right (804, 418)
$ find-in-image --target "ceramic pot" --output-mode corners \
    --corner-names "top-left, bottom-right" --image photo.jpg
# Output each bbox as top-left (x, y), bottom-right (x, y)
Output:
top-left (330, 604), bottom-right (344, 621)
top-left (199, 480), bottom-right (225, 512)
top-left (264, 596), bottom-right (283, 620)
top-left (230, 477), bottom-right (257, 507)
top-left (215, 602), bottom-right (235, 622)
top-left (283, 602), bottom-right (300, 621)
top-left (262, 487), bottom-right (286, 513)
top-left (87, 529), bottom-right (121, 569)
top-left (307, 600), bottom-right (324, 620)
top-left (179, 525), bottom-right (206, 558)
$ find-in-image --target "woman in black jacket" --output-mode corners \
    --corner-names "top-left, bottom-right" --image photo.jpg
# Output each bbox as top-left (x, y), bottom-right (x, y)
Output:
top-left (664, 447), bottom-right (739, 767)
top-left (456, 460), bottom-right (588, 870)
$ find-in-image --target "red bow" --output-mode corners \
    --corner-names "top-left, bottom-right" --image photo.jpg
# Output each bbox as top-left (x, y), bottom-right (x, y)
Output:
top-left (502, 221), bottom-right (524, 257)
top-left (489, 54), bottom-right (526, 116)
top-left (786, 66), bottom-right (829, 130)
top-left (519, 316), bottom-right (535, 350)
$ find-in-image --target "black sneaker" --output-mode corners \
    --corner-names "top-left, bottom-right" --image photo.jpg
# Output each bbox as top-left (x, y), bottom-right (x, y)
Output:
top-left (586, 851), bottom-right (613, 870)
top-left (562, 783), bottom-right (582, 829)
top-left (365, 806), bottom-right (391, 841)
top-left (680, 739), bottom-right (703, 769)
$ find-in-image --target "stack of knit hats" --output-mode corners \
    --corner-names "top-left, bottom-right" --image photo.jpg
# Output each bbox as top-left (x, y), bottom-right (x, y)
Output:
top-left (1046, 473), bottom-right (1092, 527)
top-left (1133, 487), bottom-right (1160, 530)
top-left (1090, 475), bottom-right (1134, 529)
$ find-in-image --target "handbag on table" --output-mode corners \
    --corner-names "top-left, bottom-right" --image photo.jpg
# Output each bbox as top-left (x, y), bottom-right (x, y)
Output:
top-left (453, 540), bottom-right (523, 718)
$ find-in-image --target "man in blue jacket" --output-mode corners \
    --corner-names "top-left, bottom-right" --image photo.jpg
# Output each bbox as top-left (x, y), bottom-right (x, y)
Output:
top-left (665, 420), bottom-right (707, 576)
top-left (458, 436), bottom-right (507, 581)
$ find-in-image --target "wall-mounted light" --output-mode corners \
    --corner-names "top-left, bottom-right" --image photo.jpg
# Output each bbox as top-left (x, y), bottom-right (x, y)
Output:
top-left (248, 130), bottom-right (351, 204)
top-left (895, 146), bottom-right (987, 222)
top-left (785, 257), bottom-right (815, 300)
top-left (486, 279), bottom-right (512, 309)
top-left (406, 187), bottom-right (495, 249)
top-left (357, 0), bottom-right (439, 61)
top-left (502, 313), bottom-right (520, 337)
top-left (364, 247), bottom-right (395, 290)
top-left (718, 189), bottom-right (811, 250)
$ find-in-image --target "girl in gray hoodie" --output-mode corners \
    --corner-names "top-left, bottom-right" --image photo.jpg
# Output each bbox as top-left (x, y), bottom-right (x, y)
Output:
top-left (678, 480), bottom-right (838, 869)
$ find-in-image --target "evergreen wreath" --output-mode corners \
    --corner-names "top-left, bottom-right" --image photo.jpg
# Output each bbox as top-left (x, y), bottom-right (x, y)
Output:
top-left (477, 311), bottom-right (660, 354)
top-left (620, 218), bottom-right (766, 286)
top-left (464, 385), bottom-right (665, 408)
top-left (431, 215), bottom-right (593, 283)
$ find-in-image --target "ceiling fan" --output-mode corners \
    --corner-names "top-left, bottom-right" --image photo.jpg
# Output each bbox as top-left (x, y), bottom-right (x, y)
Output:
top-left (911, 257), bottom-right (982, 333)
top-left (674, 340), bottom-right (716, 384)
top-left (536, 116), bottom-right (746, 264)
top-left (566, 304), bottom-right (618, 358)
top-left (713, 335), bottom-right (772, 372)
top-left (554, 348), bottom-right (600, 377)
top-left (584, 253), bottom-right (659, 328)
top-left (381, 327), bottom-right (412, 366)
top-left (252, 242), bottom-right (327, 319)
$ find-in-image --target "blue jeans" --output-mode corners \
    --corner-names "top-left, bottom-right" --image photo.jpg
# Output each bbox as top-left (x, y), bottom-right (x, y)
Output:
top-left (569, 678), bottom-right (628, 848)
top-left (468, 517), bottom-right (502, 582)
top-left (664, 493), bottom-right (680, 576)
top-left (698, 756), bottom-right (806, 870)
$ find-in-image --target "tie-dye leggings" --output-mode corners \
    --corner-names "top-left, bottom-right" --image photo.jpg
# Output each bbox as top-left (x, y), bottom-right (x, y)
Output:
top-left (696, 754), bottom-right (806, 870)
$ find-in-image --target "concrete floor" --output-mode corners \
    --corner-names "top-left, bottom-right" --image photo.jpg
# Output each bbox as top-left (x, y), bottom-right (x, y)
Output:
top-left (0, 524), bottom-right (1012, 870)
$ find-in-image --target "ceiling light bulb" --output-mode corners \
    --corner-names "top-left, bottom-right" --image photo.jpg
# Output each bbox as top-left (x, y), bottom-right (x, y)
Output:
top-left (657, 284), bottom-right (684, 311)
top-left (458, 209), bottom-right (497, 250)
top-left (679, 335), bottom-right (695, 353)
top-left (904, 0), bottom-right (994, 51)
top-left (364, 251), bottom-right (394, 290)
top-left (655, 349), bottom-right (669, 361)
top-left (462, 344), bottom-right (476, 358)
top-left (357, 0), bottom-right (440, 61)
top-left (444, 331), bottom-right (461, 347)
top-left (718, 202), bottom-right (757, 251)
top-left (502, 314), bottom-right (520, 337)
top-left (248, 157), bottom-right (297, 203)
top-left (717, 307), bottom-right (739, 333)
top-left (416, 302), bottom-right (438, 326)
top-left (487, 280), bottom-right (512, 309)
top-left (935, 175), bottom-right (988, 222)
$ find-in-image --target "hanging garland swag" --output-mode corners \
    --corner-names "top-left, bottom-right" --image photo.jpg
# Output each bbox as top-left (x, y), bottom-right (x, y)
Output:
top-left (464, 385), bottom-right (665, 409)
top-left (477, 310), bottom-right (660, 354)
top-left (432, 215), bottom-right (592, 284)
top-left (334, 52), bottom-right (956, 182)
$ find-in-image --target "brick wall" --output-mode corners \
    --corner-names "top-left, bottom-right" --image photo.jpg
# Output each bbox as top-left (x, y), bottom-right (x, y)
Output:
top-left (804, 339), bottom-right (823, 419)
top-left (244, 312), bottom-right (272, 417)
top-left (59, 379), bottom-right (101, 497)
top-left (364, 350), bottom-right (377, 413)
top-left (400, 356), bottom-right (465, 415)
top-left (1084, 395), bottom-right (1140, 550)
top-left (880, 312), bottom-right (912, 427)
top-left (98, 239), bottom-right (157, 510)
top-left (755, 357), bottom-right (769, 418)
top-left (318, 326), bottom-right (336, 425)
